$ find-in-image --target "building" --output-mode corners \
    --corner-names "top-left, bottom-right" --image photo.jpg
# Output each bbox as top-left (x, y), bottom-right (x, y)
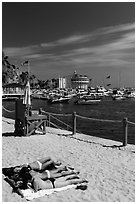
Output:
top-left (57, 77), bottom-right (67, 89)
top-left (71, 71), bottom-right (89, 90)
top-left (2, 83), bottom-right (26, 99)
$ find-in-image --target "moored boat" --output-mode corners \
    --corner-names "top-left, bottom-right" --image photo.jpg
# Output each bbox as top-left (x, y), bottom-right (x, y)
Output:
top-left (112, 95), bottom-right (126, 101)
top-left (48, 95), bottom-right (71, 104)
top-left (74, 98), bottom-right (101, 105)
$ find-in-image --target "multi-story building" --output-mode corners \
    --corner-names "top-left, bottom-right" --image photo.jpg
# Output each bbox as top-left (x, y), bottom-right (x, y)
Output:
top-left (57, 77), bottom-right (66, 89)
top-left (71, 71), bottom-right (89, 90)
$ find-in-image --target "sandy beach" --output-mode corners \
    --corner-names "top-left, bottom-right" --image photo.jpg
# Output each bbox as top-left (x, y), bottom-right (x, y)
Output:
top-left (2, 117), bottom-right (135, 202)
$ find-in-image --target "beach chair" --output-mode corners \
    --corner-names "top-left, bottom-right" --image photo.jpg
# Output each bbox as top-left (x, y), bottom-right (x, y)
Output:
top-left (14, 99), bottom-right (47, 136)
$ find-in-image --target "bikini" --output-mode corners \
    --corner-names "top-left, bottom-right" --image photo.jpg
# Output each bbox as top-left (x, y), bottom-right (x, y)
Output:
top-left (36, 160), bottom-right (42, 171)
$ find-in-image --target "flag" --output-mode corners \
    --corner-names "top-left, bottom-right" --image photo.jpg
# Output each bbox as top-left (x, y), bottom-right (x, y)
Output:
top-left (107, 83), bottom-right (111, 86)
top-left (106, 75), bottom-right (110, 79)
top-left (21, 61), bottom-right (29, 66)
top-left (23, 80), bottom-right (31, 106)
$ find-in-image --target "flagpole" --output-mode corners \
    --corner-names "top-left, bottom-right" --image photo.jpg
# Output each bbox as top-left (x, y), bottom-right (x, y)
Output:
top-left (28, 62), bottom-right (30, 81)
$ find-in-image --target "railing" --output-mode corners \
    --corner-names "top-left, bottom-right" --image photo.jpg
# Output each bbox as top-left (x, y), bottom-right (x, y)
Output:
top-left (122, 118), bottom-right (135, 146)
top-left (41, 110), bottom-right (135, 147)
top-left (2, 105), bottom-right (135, 146)
top-left (2, 106), bottom-right (15, 113)
top-left (41, 110), bottom-right (74, 132)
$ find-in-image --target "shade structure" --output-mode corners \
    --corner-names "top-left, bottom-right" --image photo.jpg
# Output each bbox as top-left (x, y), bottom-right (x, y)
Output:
top-left (23, 81), bottom-right (31, 106)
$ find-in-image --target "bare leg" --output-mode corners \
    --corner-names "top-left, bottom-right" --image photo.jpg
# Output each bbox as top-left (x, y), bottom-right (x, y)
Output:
top-left (54, 176), bottom-right (88, 188)
top-left (33, 176), bottom-right (53, 191)
top-left (29, 159), bottom-right (54, 171)
top-left (32, 174), bottom-right (88, 191)
top-left (38, 169), bottom-right (79, 180)
top-left (38, 157), bottom-right (52, 164)
top-left (40, 160), bottom-right (55, 171)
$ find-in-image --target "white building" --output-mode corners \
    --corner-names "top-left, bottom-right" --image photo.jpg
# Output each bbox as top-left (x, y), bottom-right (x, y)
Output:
top-left (71, 71), bottom-right (89, 90)
top-left (58, 77), bottom-right (66, 89)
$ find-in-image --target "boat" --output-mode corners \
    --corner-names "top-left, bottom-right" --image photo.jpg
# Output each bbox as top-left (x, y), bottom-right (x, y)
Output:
top-left (48, 95), bottom-right (71, 104)
top-left (112, 95), bottom-right (126, 100)
top-left (74, 98), bottom-right (101, 105)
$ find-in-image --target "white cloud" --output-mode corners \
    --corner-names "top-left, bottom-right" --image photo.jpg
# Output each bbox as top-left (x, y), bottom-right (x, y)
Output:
top-left (3, 22), bottom-right (135, 71)
top-left (100, 23), bottom-right (135, 35)
top-left (3, 45), bottom-right (39, 58)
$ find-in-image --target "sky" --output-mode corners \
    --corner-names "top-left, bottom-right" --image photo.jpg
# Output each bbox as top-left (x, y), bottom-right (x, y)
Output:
top-left (2, 2), bottom-right (135, 88)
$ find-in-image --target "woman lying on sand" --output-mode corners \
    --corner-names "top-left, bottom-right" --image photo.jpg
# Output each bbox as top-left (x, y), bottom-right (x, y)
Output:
top-left (25, 156), bottom-right (66, 172)
top-left (20, 167), bottom-right (88, 191)
top-left (32, 172), bottom-right (88, 191)
top-left (23, 156), bottom-right (74, 172)
top-left (3, 157), bottom-right (88, 192)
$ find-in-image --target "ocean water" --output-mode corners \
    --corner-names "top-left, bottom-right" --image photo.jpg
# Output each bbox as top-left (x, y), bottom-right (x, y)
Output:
top-left (2, 97), bottom-right (135, 144)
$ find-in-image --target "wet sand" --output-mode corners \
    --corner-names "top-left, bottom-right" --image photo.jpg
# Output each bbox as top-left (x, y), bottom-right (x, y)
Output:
top-left (2, 117), bottom-right (135, 202)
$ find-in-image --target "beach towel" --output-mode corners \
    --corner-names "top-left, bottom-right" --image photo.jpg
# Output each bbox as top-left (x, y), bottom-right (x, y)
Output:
top-left (19, 184), bottom-right (76, 200)
top-left (2, 164), bottom-right (87, 201)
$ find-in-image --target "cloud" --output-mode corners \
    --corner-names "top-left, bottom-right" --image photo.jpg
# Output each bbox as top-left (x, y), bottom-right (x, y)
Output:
top-left (56, 34), bottom-right (90, 45)
top-left (3, 45), bottom-right (39, 58)
top-left (3, 22), bottom-right (135, 77)
top-left (40, 22), bottom-right (135, 49)
top-left (40, 42), bottom-right (57, 48)
top-left (54, 24), bottom-right (135, 68)
top-left (100, 23), bottom-right (135, 35)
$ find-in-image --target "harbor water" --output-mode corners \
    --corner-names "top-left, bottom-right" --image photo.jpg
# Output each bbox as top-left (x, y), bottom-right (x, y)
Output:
top-left (2, 97), bottom-right (135, 144)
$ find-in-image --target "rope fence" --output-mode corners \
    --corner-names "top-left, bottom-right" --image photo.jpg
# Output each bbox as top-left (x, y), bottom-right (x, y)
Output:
top-left (40, 110), bottom-right (135, 145)
top-left (76, 114), bottom-right (122, 123)
top-left (2, 106), bottom-right (15, 113)
top-left (127, 121), bottom-right (135, 125)
top-left (41, 110), bottom-right (72, 117)
top-left (50, 114), bottom-right (73, 131)
top-left (39, 110), bottom-right (135, 146)
top-left (46, 110), bottom-right (135, 146)
top-left (2, 103), bottom-right (135, 146)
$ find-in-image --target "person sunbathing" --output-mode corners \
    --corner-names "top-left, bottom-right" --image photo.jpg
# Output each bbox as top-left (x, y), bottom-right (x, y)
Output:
top-left (24, 156), bottom-right (74, 172)
top-left (32, 173), bottom-right (88, 191)
top-left (19, 166), bottom-right (87, 191)
top-left (18, 162), bottom-right (86, 190)
top-left (3, 158), bottom-right (88, 192)
top-left (29, 166), bottom-right (79, 181)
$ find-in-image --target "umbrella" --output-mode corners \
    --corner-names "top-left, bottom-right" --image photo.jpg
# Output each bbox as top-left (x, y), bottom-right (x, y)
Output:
top-left (23, 80), bottom-right (31, 106)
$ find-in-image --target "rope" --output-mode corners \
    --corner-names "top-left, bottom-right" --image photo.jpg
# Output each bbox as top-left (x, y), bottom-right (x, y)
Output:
top-left (2, 106), bottom-right (15, 113)
top-left (50, 114), bottom-right (73, 130)
top-left (76, 114), bottom-right (121, 123)
top-left (48, 121), bottom-right (62, 129)
top-left (41, 110), bottom-right (81, 132)
top-left (127, 121), bottom-right (135, 125)
top-left (41, 110), bottom-right (72, 117)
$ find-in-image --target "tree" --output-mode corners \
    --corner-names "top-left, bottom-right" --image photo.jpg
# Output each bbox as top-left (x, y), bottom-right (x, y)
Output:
top-left (19, 71), bottom-right (28, 85)
top-left (2, 51), bottom-right (20, 85)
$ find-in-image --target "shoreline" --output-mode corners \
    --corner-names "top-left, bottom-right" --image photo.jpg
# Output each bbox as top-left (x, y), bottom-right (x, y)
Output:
top-left (2, 117), bottom-right (135, 202)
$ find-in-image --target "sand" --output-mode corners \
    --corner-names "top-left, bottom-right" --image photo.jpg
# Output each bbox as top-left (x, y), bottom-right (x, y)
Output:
top-left (2, 117), bottom-right (135, 202)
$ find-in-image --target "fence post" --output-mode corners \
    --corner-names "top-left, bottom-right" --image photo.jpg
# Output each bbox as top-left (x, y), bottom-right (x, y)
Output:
top-left (123, 117), bottom-right (128, 146)
top-left (48, 113), bottom-right (51, 127)
top-left (72, 112), bottom-right (76, 135)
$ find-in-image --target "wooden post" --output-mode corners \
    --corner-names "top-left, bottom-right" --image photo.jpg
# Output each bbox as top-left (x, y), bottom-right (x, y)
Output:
top-left (48, 113), bottom-right (51, 127)
top-left (123, 117), bottom-right (128, 146)
top-left (72, 112), bottom-right (76, 135)
top-left (26, 122), bottom-right (29, 136)
top-left (43, 120), bottom-right (46, 134)
top-left (14, 99), bottom-right (18, 134)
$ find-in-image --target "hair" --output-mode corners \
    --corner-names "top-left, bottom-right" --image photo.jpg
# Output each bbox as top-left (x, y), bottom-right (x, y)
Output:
top-left (18, 167), bottom-right (32, 188)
